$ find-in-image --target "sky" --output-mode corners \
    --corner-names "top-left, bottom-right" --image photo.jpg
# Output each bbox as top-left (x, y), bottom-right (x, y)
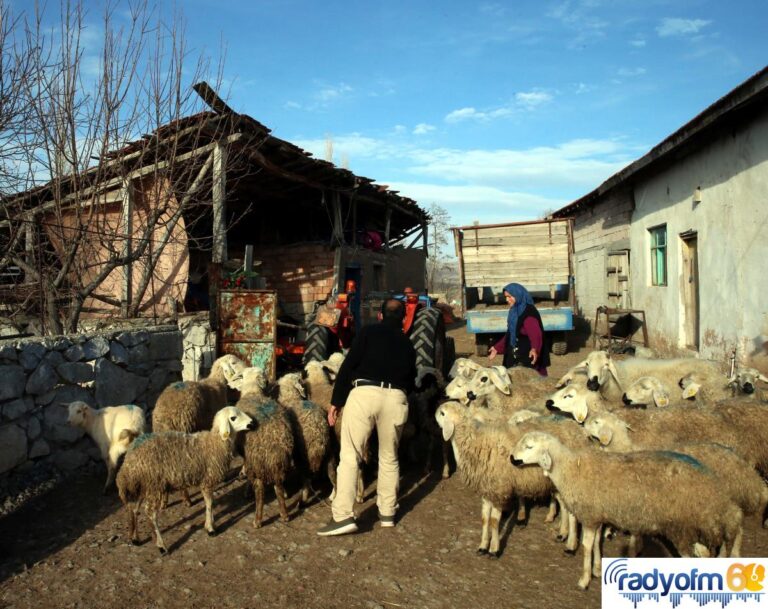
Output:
top-left (39, 1), bottom-right (768, 228)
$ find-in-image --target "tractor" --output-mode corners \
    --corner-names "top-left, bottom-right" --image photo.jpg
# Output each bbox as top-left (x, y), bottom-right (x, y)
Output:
top-left (302, 282), bottom-right (454, 376)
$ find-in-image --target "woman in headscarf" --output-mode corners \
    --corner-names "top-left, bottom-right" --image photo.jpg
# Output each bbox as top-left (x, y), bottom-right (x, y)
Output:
top-left (487, 282), bottom-right (550, 376)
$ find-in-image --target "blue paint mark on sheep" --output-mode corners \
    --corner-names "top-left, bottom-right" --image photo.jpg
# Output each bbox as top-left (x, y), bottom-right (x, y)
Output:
top-left (130, 433), bottom-right (155, 450)
top-left (254, 400), bottom-right (279, 422)
top-left (172, 382), bottom-right (188, 390)
top-left (656, 450), bottom-right (706, 470)
top-left (301, 400), bottom-right (316, 411)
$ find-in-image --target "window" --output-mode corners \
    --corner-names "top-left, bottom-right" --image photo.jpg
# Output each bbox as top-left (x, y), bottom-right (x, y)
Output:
top-left (649, 225), bottom-right (667, 286)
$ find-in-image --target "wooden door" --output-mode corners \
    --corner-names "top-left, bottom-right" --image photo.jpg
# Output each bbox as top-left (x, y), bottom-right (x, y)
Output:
top-left (680, 234), bottom-right (699, 350)
top-left (606, 250), bottom-right (630, 309)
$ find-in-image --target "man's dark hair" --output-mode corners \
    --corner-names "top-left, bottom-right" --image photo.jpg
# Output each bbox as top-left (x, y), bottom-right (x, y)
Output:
top-left (381, 298), bottom-right (405, 322)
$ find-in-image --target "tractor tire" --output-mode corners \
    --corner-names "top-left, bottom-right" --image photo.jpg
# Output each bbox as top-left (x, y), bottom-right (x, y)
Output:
top-left (303, 323), bottom-right (333, 364)
top-left (443, 337), bottom-right (456, 378)
top-left (551, 332), bottom-right (568, 356)
top-left (410, 307), bottom-right (446, 372)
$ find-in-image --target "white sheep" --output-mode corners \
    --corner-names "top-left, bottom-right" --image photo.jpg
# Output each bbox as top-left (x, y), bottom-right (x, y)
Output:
top-left (576, 350), bottom-right (722, 403)
top-left (464, 366), bottom-right (551, 415)
top-left (511, 431), bottom-right (743, 589)
top-left (435, 402), bottom-right (587, 556)
top-left (116, 406), bottom-right (255, 553)
top-left (66, 401), bottom-right (146, 493)
top-left (620, 376), bottom-right (673, 408)
top-left (448, 357), bottom-right (481, 379)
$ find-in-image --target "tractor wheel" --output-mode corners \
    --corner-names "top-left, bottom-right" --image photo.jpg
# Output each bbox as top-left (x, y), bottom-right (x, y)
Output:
top-left (410, 307), bottom-right (446, 372)
top-left (443, 336), bottom-right (456, 379)
top-left (303, 323), bottom-right (333, 364)
top-left (551, 332), bottom-right (568, 356)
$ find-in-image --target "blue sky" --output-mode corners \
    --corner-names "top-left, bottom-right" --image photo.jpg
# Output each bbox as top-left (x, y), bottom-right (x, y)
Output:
top-left (69, 1), bottom-right (768, 227)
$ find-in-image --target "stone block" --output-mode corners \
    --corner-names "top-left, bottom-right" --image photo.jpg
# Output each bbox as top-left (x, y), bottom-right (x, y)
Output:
top-left (43, 402), bottom-right (85, 443)
top-left (183, 324), bottom-right (210, 347)
top-left (52, 337), bottom-right (73, 352)
top-left (2, 396), bottom-right (33, 420)
top-left (148, 331), bottom-right (183, 361)
top-left (29, 439), bottom-right (50, 459)
top-left (35, 389), bottom-right (57, 406)
top-left (49, 448), bottom-right (88, 471)
top-left (127, 344), bottom-right (149, 366)
top-left (57, 361), bottom-right (95, 384)
top-left (0, 424), bottom-right (27, 474)
top-left (64, 343), bottom-right (85, 362)
top-left (116, 330), bottom-right (149, 348)
top-left (27, 415), bottom-right (42, 440)
top-left (109, 341), bottom-right (129, 365)
top-left (94, 359), bottom-right (148, 407)
top-left (25, 361), bottom-right (59, 396)
top-left (44, 350), bottom-right (65, 368)
top-left (19, 342), bottom-right (47, 371)
top-left (53, 384), bottom-right (95, 408)
top-left (82, 336), bottom-right (110, 361)
top-left (0, 364), bottom-right (26, 401)
top-left (0, 344), bottom-right (18, 361)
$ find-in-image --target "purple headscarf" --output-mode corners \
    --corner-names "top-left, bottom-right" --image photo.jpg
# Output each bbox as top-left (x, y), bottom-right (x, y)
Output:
top-left (503, 283), bottom-right (534, 347)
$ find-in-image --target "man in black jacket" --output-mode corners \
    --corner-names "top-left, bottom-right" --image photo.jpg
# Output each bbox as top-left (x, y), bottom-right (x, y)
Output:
top-left (317, 298), bottom-right (417, 536)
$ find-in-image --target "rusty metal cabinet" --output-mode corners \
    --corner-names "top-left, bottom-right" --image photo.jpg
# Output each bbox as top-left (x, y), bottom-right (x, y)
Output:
top-left (217, 289), bottom-right (277, 380)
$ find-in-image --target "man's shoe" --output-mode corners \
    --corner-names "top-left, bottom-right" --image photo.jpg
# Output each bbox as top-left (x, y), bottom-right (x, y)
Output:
top-left (316, 517), bottom-right (358, 537)
top-left (379, 514), bottom-right (396, 528)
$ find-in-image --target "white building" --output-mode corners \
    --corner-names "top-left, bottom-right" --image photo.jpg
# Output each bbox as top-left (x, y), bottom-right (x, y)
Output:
top-left (553, 66), bottom-right (768, 366)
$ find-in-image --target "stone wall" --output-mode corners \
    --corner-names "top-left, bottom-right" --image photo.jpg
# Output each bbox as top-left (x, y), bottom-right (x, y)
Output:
top-left (0, 325), bottom-right (182, 480)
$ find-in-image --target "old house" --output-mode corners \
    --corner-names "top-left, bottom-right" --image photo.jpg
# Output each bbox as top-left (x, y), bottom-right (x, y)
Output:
top-left (552, 66), bottom-right (768, 365)
top-left (0, 86), bottom-right (428, 336)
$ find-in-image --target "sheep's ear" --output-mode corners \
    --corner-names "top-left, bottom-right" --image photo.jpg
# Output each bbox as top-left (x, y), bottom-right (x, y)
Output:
top-left (652, 388), bottom-right (670, 408)
top-left (321, 366), bottom-right (336, 383)
top-left (607, 359), bottom-right (623, 389)
top-left (488, 368), bottom-right (512, 395)
top-left (758, 374), bottom-right (768, 384)
top-left (448, 360), bottom-right (461, 379)
top-left (295, 378), bottom-right (307, 398)
top-left (681, 382), bottom-right (700, 399)
top-left (216, 412), bottom-right (231, 439)
top-left (597, 426), bottom-right (613, 446)
top-left (441, 418), bottom-right (455, 442)
top-left (538, 450), bottom-right (552, 472)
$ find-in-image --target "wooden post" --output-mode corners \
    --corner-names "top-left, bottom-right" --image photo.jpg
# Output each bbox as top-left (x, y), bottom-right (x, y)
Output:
top-left (120, 179), bottom-right (134, 317)
top-left (421, 221), bottom-right (428, 253)
top-left (212, 141), bottom-right (228, 263)
top-left (332, 191), bottom-right (343, 244)
top-left (244, 244), bottom-right (255, 289)
top-left (384, 206), bottom-right (392, 248)
top-left (24, 218), bottom-right (34, 283)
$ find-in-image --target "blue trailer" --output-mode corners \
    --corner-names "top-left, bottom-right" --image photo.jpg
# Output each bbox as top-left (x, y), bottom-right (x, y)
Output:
top-left (452, 219), bottom-right (576, 356)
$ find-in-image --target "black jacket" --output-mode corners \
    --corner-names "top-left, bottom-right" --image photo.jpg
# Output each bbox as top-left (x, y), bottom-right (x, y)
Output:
top-left (502, 304), bottom-right (551, 369)
top-left (331, 320), bottom-right (417, 407)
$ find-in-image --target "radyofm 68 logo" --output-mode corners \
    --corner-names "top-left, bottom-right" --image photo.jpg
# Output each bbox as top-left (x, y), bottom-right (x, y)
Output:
top-left (602, 558), bottom-right (767, 608)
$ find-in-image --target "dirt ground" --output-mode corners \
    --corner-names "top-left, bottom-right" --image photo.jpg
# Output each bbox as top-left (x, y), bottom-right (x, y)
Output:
top-left (2, 323), bottom-right (767, 609)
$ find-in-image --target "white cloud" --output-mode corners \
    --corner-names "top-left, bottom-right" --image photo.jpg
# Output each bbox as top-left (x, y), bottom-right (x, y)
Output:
top-left (630, 37), bottom-right (646, 48)
top-left (284, 100), bottom-right (302, 109)
top-left (656, 18), bottom-right (712, 37)
top-left (515, 91), bottom-right (553, 108)
top-left (393, 124), bottom-right (407, 134)
top-left (413, 123), bottom-right (436, 135)
top-left (385, 182), bottom-right (564, 226)
top-left (617, 67), bottom-right (647, 77)
top-left (444, 90), bottom-right (553, 123)
top-left (315, 82), bottom-right (353, 103)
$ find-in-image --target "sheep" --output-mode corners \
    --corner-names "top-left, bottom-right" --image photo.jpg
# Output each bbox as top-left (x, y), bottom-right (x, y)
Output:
top-left (116, 406), bottom-right (255, 554)
top-left (620, 376), bottom-right (673, 408)
top-left (434, 401), bottom-right (589, 556)
top-left (544, 382), bottom-right (617, 423)
top-left (152, 353), bottom-right (247, 506)
top-left (554, 365), bottom-right (588, 389)
top-left (511, 432), bottom-right (743, 589)
top-left (448, 357), bottom-right (481, 379)
top-left (276, 372), bottom-right (336, 505)
top-left (729, 367), bottom-right (768, 396)
top-left (464, 366), bottom-right (551, 415)
top-left (576, 350), bottom-right (722, 403)
top-left (235, 372), bottom-right (296, 528)
top-left (66, 401), bottom-right (146, 493)
top-left (584, 415), bottom-right (768, 555)
top-left (684, 367), bottom-right (768, 403)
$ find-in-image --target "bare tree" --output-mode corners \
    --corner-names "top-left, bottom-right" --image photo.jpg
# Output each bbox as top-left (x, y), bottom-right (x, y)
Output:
top-left (0, 1), bottom-right (248, 334)
top-left (425, 202), bottom-right (453, 294)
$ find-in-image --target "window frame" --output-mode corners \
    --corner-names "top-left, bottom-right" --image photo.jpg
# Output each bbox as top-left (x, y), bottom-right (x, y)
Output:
top-left (649, 224), bottom-right (667, 287)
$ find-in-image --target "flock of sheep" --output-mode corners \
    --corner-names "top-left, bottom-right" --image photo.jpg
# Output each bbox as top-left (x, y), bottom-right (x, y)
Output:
top-left (439, 351), bottom-right (768, 589)
top-left (63, 344), bottom-right (768, 591)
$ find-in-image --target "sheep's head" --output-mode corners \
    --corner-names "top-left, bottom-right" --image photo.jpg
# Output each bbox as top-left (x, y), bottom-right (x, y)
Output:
top-left (511, 431), bottom-right (555, 472)
top-left (304, 360), bottom-right (336, 385)
top-left (445, 374), bottom-right (471, 403)
top-left (325, 352), bottom-right (345, 372)
top-left (240, 367), bottom-right (269, 397)
top-left (434, 400), bottom-right (467, 441)
top-left (584, 415), bottom-right (615, 446)
top-left (729, 367), bottom-right (768, 395)
top-left (576, 351), bottom-right (621, 392)
top-left (465, 366), bottom-right (512, 401)
top-left (213, 406), bottom-right (256, 440)
top-left (544, 385), bottom-right (590, 423)
top-left (212, 354), bottom-right (247, 390)
top-left (277, 372), bottom-right (307, 400)
top-left (679, 372), bottom-right (704, 400)
top-left (448, 357), bottom-right (481, 380)
top-left (65, 401), bottom-right (90, 427)
top-left (554, 366), bottom-right (588, 389)
top-left (622, 376), bottom-right (669, 408)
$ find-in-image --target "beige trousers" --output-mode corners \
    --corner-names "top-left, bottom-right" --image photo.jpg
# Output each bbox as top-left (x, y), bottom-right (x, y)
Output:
top-left (332, 385), bottom-right (409, 521)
